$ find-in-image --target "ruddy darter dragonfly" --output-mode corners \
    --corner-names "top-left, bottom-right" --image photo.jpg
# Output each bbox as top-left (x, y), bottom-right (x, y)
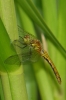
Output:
top-left (5, 26), bottom-right (61, 84)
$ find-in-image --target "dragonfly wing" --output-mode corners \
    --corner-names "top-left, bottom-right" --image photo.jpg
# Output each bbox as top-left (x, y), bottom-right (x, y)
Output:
top-left (18, 25), bottom-right (36, 40)
top-left (5, 49), bottom-right (40, 65)
top-left (12, 39), bottom-right (30, 55)
top-left (20, 48), bottom-right (41, 63)
top-left (13, 38), bottom-right (26, 49)
top-left (5, 52), bottom-right (32, 65)
top-left (5, 55), bottom-right (21, 65)
top-left (30, 50), bottom-right (40, 62)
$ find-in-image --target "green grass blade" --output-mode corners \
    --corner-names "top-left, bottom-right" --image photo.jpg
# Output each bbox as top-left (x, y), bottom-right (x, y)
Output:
top-left (57, 0), bottom-right (66, 100)
top-left (0, 18), bottom-right (18, 72)
top-left (0, 77), bottom-right (4, 100)
top-left (0, 0), bottom-right (28, 100)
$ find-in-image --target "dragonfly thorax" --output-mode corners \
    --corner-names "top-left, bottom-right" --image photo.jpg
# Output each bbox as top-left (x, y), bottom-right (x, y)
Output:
top-left (23, 35), bottom-right (41, 52)
top-left (31, 39), bottom-right (41, 52)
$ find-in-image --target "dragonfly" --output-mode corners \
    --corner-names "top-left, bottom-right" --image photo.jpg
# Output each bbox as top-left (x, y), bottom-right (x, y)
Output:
top-left (5, 26), bottom-right (61, 84)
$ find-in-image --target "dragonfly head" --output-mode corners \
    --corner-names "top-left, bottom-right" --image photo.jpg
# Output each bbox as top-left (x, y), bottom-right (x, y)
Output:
top-left (24, 35), bottom-right (30, 44)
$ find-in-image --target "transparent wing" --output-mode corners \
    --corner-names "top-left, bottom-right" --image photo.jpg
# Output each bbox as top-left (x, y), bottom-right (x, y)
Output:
top-left (5, 50), bottom-right (40, 65)
top-left (12, 37), bottom-right (30, 54)
top-left (13, 36), bottom-right (26, 49)
top-left (5, 54), bottom-right (21, 65)
top-left (29, 49), bottom-right (40, 62)
top-left (5, 52), bottom-right (31, 65)
top-left (18, 26), bottom-right (36, 40)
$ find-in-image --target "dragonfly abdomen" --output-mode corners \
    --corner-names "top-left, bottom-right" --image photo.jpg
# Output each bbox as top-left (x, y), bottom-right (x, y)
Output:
top-left (41, 50), bottom-right (61, 84)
